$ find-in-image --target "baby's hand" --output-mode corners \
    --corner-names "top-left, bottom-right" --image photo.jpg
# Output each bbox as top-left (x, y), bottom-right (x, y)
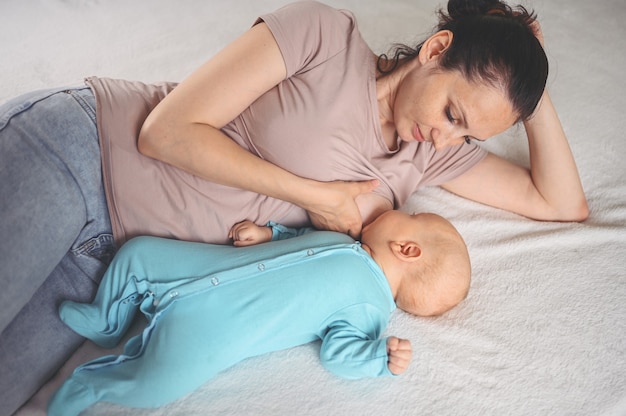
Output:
top-left (386, 336), bottom-right (412, 375)
top-left (229, 220), bottom-right (273, 247)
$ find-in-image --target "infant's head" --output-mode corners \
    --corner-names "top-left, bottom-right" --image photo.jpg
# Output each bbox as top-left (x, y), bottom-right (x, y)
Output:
top-left (361, 211), bottom-right (471, 317)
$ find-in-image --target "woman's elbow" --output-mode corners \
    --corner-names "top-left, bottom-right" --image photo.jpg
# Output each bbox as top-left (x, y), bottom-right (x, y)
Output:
top-left (553, 197), bottom-right (590, 222)
top-left (137, 116), bottom-right (163, 159)
top-left (569, 198), bottom-right (590, 222)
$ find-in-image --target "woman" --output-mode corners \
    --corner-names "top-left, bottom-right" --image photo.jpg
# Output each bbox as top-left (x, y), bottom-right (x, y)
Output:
top-left (0, 0), bottom-right (587, 413)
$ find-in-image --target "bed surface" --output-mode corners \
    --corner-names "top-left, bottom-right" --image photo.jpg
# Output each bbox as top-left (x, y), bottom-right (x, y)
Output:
top-left (2, 0), bottom-right (625, 415)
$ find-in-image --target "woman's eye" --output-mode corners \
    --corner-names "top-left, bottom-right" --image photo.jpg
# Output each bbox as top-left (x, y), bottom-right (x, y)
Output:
top-left (464, 136), bottom-right (471, 144)
top-left (445, 107), bottom-right (455, 123)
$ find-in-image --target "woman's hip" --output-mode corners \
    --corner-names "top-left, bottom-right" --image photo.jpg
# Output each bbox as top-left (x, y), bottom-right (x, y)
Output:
top-left (0, 85), bottom-right (114, 327)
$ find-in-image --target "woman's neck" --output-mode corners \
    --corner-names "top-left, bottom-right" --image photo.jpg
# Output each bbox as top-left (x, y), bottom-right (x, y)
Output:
top-left (375, 59), bottom-right (410, 151)
top-left (377, 56), bottom-right (425, 151)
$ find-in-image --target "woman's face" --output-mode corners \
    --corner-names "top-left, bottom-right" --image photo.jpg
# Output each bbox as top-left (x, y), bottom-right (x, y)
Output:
top-left (393, 64), bottom-right (518, 150)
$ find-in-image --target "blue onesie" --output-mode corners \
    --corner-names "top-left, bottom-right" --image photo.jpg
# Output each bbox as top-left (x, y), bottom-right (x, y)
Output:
top-left (48, 226), bottom-right (396, 415)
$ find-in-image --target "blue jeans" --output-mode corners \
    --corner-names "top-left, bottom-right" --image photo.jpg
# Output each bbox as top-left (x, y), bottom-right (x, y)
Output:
top-left (0, 86), bottom-right (115, 414)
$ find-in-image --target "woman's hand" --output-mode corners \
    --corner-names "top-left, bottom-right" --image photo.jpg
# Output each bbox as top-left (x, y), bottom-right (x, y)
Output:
top-left (303, 179), bottom-right (379, 239)
top-left (229, 220), bottom-right (273, 247)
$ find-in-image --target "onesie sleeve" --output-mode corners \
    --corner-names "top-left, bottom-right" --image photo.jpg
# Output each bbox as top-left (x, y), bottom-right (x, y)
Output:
top-left (255, 1), bottom-right (356, 78)
top-left (267, 221), bottom-right (314, 241)
top-left (319, 305), bottom-right (394, 379)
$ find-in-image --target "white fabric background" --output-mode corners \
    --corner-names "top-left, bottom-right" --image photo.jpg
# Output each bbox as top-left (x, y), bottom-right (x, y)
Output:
top-left (2, 0), bottom-right (625, 415)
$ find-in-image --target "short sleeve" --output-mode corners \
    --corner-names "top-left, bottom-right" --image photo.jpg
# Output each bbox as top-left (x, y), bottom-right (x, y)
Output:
top-left (418, 142), bottom-right (488, 187)
top-left (256, 1), bottom-right (356, 77)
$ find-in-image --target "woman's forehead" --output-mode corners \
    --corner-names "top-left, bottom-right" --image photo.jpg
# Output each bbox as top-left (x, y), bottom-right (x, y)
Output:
top-left (452, 75), bottom-right (518, 134)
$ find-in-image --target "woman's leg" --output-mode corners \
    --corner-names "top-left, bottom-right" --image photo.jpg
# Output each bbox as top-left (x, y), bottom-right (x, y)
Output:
top-left (0, 87), bottom-right (115, 415)
top-left (0, 250), bottom-right (104, 414)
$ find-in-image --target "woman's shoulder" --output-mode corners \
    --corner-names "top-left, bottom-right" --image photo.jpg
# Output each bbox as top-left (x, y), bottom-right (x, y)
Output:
top-left (258, 1), bottom-right (360, 77)
top-left (259, 1), bottom-right (358, 44)
top-left (263, 1), bottom-right (356, 24)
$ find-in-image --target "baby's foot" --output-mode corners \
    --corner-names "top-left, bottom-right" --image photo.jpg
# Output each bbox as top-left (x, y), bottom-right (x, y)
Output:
top-left (59, 300), bottom-right (129, 348)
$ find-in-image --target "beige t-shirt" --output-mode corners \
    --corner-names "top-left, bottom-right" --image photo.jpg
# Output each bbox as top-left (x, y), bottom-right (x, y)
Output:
top-left (88, 1), bottom-right (486, 245)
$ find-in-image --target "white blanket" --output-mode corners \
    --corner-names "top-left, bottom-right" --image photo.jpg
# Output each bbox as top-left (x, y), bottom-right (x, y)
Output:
top-left (3, 0), bottom-right (625, 415)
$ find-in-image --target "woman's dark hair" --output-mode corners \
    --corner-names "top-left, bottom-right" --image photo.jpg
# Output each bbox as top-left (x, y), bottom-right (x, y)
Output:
top-left (378, 0), bottom-right (548, 122)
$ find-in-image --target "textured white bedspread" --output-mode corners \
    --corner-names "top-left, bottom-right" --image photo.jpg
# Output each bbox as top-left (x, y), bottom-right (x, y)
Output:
top-left (2, 0), bottom-right (625, 415)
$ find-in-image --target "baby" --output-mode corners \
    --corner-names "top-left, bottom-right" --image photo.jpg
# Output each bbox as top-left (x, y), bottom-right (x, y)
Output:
top-left (48, 210), bottom-right (470, 415)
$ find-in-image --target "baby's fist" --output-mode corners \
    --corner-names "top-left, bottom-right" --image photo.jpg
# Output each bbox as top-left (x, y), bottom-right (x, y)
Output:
top-left (386, 336), bottom-right (412, 375)
top-left (229, 220), bottom-right (272, 246)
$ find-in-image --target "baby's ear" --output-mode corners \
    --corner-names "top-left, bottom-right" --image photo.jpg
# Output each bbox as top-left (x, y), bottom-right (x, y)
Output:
top-left (391, 241), bottom-right (422, 261)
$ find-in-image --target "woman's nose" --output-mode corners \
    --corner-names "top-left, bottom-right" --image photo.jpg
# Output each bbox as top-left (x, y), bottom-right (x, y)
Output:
top-left (432, 124), bottom-right (466, 150)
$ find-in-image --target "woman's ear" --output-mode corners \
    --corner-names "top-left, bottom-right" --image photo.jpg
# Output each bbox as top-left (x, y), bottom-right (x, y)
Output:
top-left (391, 241), bottom-right (422, 261)
top-left (419, 30), bottom-right (453, 63)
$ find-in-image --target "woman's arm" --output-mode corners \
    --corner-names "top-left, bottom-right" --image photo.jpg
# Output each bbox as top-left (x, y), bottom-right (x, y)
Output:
top-left (138, 23), bottom-right (376, 237)
top-left (441, 90), bottom-right (588, 222)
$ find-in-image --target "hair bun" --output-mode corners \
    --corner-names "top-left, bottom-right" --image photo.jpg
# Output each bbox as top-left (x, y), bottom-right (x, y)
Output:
top-left (440, 0), bottom-right (536, 30)
top-left (446, 0), bottom-right (504, 19)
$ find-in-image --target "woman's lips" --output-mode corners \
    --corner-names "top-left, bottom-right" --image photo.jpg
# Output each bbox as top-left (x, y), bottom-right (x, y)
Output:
top-left (413, 124), bottom-right (425, 142)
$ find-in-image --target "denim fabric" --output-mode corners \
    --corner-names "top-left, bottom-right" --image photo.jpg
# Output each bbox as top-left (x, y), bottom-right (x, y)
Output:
top-left (0, 86), bottom-right (115, 415)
